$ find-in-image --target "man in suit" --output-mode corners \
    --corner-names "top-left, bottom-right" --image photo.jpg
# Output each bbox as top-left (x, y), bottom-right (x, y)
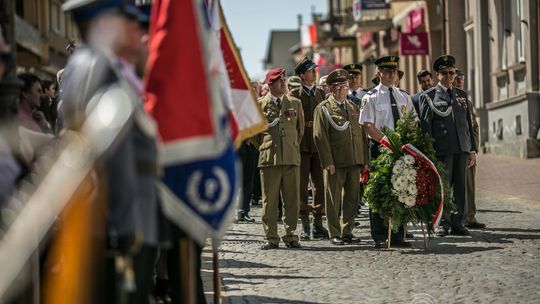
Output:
top-left (411, 70), bottom-right (434, 114)
top-left (313, 69), bottom-right (369, 245)
top-left (253, 68), bottom-right (305, 250)
top-left (290, 57), bottom-right (329, 240)
top-left (360, 56), bottom-right (416, 248)
top-left (453, 69), bottom-right (486, 229)
top-left (419, 55), bottom-right (477, 237)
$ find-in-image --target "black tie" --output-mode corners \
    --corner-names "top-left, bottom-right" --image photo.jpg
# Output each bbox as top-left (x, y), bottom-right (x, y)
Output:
top-left (388, 87), bottom-right (400, 128)
top-left (447, 88), bottom-right (454, 100)
top-left (276, 98), bottom-right (281, 109)
top-left (352, 91), bottom-right (357, 97)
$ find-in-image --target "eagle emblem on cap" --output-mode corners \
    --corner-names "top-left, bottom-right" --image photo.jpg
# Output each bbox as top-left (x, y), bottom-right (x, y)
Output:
top-left (443, 55), bottom-right (448, 61)
top-left (391, 56), bottom-right (396, 62)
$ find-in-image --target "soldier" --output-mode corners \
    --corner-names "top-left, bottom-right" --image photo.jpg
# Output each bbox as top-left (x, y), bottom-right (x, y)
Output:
top-left (253, 68), bottom-right (304, 250)
top-left (343, 63), bottom-right (367, 105)
top-left (419, 55), bottom-right (477, 237)
top-left (412, 70), bottom-right (434, 114)
top-left (287, 75), bottom-right (302, 92)
top-left (453, 69), bottom-right (485, 229)
top-left (289, 57), bottom-right (328, 240)
top-left (62, 1), bottom-right (160, 302)
top-left (359, 56), bottom-right (415, 248)
top-left (319, 75), bottom-right (330, 95)
top-left (313, 69), bottom-right (369, 245)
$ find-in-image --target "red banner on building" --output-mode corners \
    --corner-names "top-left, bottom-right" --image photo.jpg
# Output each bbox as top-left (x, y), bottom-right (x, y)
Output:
top-left (400, 32), bottom-right (429, 55)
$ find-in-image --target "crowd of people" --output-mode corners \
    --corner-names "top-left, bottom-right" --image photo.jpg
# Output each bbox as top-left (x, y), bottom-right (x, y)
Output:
top-left (239, 54), bottom-right (485, 250)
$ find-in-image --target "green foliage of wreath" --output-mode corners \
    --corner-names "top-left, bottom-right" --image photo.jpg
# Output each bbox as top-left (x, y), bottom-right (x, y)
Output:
top-left (364, 110), bottom-right (455, 232)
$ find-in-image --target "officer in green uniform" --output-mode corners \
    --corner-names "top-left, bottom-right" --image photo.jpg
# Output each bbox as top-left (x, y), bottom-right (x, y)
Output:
top-left (253, 68), bottom-right (305, 250)
top-left (313, 69), bottom-right (370, 245)
top-left (290, 57), bottom-right (329, 240)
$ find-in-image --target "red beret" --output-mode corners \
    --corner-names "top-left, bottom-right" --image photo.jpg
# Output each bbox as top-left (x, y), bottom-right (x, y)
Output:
top-left (265, 68), bottom-right (285, 85)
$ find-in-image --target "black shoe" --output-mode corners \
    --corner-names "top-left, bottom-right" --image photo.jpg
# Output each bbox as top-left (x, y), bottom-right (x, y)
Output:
top-left (237, 214), bottom-right (255, 223)
top-left (342, 235), bottom-right (361, 244)
top-left (435, 226), bottom-right (449, 237)
top-left (405, 232), bottom-right (414, 238)
top-left (285, 240), bottom-right (302, 249)
top-left (330, 237), bottom-right (344, 245)
top-left (260, 242), bottom-right (279, 250)
top-left (312, 224), bottom-right (329, 239)
top-left (465, 221), bottom-right (486, 229)
top-left (300, 229), bottom-right (310, 241)
top-left (374, 240), bottom-right (386, 248)
top-left (450, 226), bottom-right (470, 236)
top-left (391, 239), bottom-right (412, 248)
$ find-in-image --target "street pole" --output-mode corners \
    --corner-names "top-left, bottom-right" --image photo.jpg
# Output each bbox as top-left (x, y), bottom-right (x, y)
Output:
top-left (440, 0), bottom-right (446, 54)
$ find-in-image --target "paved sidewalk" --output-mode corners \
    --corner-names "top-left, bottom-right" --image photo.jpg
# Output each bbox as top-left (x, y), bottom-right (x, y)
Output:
top-left (201, 153), bottom-right (540, 303)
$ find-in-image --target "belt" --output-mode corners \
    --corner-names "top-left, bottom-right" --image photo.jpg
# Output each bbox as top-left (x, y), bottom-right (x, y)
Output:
top-left (305, 121), bottom-right (314, 128)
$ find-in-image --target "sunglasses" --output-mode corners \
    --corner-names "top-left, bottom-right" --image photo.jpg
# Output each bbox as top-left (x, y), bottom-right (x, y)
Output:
top-left (441, 71), bottom-right (456, 76)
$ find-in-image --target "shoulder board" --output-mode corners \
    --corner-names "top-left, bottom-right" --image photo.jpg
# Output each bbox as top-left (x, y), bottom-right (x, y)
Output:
top-left (361, 88), bottom-right (369, 92)
top-left (366, 87), bottom-right (377, 95)
top-left (453, 87), bottom-right (467, 95)
top-left (286, 94), bottom-right (301, 103)
top-left (398, 88), bottom-right (409, 95)
top-left (423, 87), bottom-right (437, 98)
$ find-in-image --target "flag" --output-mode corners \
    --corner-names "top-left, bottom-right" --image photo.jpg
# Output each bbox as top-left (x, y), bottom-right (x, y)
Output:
top-left (145, 0), bottom-right (239, 245)
top-left (217, 1), bottom-right (266, 147)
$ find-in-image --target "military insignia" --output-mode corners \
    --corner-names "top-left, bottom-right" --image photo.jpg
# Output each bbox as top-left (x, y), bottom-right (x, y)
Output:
top-left (283, 108), bottom-right (296, 121)
top-left (401, 105), bottom-right (407, 114)
top-left (391, 56), bottom-right (396, 62)
top-left (456, 97), bottom-right (467, 107)
top-left (443, 55), bottom-right (448, 61)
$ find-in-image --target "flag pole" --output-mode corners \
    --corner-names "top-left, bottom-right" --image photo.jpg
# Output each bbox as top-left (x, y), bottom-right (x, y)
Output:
top-left (213, 241), bottom-right (220, 303)
top-left (178, 238), bottom-right (196, 304)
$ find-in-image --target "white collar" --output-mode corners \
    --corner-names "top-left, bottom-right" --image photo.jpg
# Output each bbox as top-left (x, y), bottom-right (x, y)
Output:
top-left (270, 94), bottom-right (284, 104)
top-left (303, 84), bottom-right (315, 90)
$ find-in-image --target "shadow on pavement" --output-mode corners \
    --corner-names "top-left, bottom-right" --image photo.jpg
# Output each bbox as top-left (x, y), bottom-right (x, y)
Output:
top-left (477, 209), bottom-right (522, 214)
top-left (482, 227), bottom-right (540, 233)
top-left (401, 244), bottom-right (504, 255)
top-left (221, 278), bottom-right (263, 286)
top-left (223, 295), bottom-right (323, 303)
top-left (222, 273), bottom-right (320, 280)
top-left (219, 259), bottom-right (288, 269)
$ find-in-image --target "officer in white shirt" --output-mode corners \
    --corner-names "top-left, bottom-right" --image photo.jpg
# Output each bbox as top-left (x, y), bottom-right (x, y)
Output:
top-left (359, 55), bottom-right (415, 248)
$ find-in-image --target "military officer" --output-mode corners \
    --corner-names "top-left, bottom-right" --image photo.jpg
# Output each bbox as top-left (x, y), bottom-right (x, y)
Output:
top-left (62, 1), bottom-right (160, 302)
top-left (290, 57), bottom-right (328, 240)
top-left (453, 69), bottom-right (486, 229)
top-left (287, 75), bottom-right (302, 92)
top-left (253, 68), bottom-right (304, 250)
top-left (313, 69), bottom-right (369, 245)
top-left (419, 55), bottom-right (477, 236)
top-left (343, 63), bottom-right (367, 104)
top-left (359, 56), bottom-right (415, 248)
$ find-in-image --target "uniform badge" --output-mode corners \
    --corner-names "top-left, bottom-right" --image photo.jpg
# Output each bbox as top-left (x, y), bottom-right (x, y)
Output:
top-left (401, 105), bottom-right (407, 114)
top-left (456, 97), bottom-right (467, 107)
top-left (284, 108), bottom-right (296, 121)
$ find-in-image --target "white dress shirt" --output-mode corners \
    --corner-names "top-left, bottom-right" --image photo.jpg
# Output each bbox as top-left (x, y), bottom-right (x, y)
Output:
top-left (359, 83), bottom-right (414, 131)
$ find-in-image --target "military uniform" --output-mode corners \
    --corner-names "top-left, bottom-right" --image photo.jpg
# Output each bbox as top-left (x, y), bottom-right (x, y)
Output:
top-left (419, 55), bottom-right (477, 234)
top-left (62, 1), bottom-right (160, 302)
top-left (465, 98), bottom-right (481, 226)
top-left (253, 85), bottom-right (304, 247)
top-left (359, 56), bottom-right (415, 247)
top-left (313, 69), bottom-right (369, 243)
top-left (344, 63), bottom-right (368, 105)
top-left (290, 57), bottom-right (328, 240)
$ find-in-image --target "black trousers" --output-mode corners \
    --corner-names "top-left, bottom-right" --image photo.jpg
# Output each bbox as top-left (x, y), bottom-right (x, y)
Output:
top-left (129, 245), bottom-right (159, 304)
top-left (168, 241), bottom-right (207, 304)
top-left (437, 152), bottom-right (469, 229)
top-left (368, 140), bottom-right (405, 242)
top-left (239, 143), bottom-right (258, 215)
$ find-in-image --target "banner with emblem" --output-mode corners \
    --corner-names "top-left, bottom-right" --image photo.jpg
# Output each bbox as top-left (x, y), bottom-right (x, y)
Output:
top-left (145, 0), bottom-right (238, 245)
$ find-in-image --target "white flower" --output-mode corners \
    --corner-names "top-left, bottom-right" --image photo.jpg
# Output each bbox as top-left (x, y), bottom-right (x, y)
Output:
top-left (404, 196), bottom-right (416, 207)
top-left (403, 155), bottom-right (415, 165)
top-left (408, 185), bottom-right (417, 196)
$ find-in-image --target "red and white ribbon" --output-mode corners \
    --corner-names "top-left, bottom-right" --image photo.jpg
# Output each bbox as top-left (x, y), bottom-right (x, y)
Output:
top-left (401, 144), bottom-right (444, 227)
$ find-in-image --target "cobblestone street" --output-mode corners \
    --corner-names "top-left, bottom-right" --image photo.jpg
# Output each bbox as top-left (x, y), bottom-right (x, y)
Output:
top-left (203, 154), bottom-right (540, 303)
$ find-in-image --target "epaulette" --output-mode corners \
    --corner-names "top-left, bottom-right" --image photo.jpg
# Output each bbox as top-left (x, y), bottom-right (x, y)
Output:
top-left (423, 86), bottom-right (437, 98)
top-left (361, 88), bottom-right (369, 92)
top-left (453, 87), bottom-right (467, 96)
top-left (398, 88), bottom-right (409, 95)
top-left (366, 87), bottom-right (377, 95)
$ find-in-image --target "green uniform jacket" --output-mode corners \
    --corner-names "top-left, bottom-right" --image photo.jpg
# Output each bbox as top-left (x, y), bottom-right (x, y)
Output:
top-left (313, 96), bottom-right (369, 168)
top-left (289, 86), bottom-right (326, 153)
top-left (253, 94), bottom-right (305, 168)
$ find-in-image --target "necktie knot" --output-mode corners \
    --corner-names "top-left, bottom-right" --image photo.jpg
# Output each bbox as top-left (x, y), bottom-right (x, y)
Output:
top-left (352, 91), bottom-right (357, 97)
top-left (447, 88), bottom-right (454, 99)
top-left (276, 98), bottom-right (281, 108)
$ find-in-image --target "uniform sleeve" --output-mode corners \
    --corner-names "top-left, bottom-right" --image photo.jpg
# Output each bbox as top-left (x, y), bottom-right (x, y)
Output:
top-left (419, 93), bottom-right (433, 138)
top-left (359, 95), bottom-right (376, 125)
top-left (297, 101), bottom-right (305, 141)
top-left (313, 105), bottom-right (333, 168)
top-left (466, 102), bottom-right (478, 152)
top-left (467, 99), bottom-right (480, 149)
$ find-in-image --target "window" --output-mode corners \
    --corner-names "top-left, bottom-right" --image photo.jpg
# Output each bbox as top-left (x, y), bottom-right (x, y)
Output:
top-left (515, 0), bottom-right (526, 62)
